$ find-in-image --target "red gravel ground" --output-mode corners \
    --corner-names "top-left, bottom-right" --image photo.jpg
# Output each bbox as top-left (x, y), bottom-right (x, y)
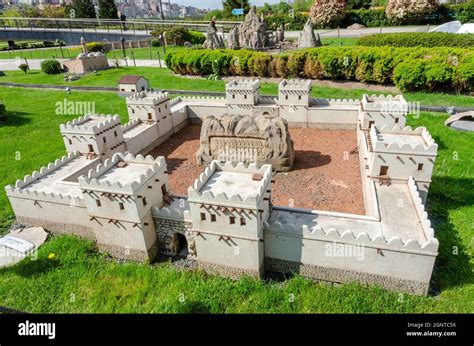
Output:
top-left (148, 125), bottom-right (365, 215)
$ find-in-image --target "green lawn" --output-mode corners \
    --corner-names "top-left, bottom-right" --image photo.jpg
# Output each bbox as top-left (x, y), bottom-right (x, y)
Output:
top-left (0, 86), bottom-right (472, 313)
top-left (2, 67), bottom-right (474, 108)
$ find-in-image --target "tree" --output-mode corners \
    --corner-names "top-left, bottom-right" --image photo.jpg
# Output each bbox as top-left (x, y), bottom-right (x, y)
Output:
top-left (309, 0), bottom-right (347, 28)
top-left (72, 0), bottom-right (96, 19)
top-left (294, 0), bottom-right (314, 12)
top-left (98, 0), bottom-right (118, 19)
top-left (386, 0), bottom-right (439, 24)
top-left (222, 0), bottom-right (251, 18)
top-left (40, 4), bottom-right (68, 18)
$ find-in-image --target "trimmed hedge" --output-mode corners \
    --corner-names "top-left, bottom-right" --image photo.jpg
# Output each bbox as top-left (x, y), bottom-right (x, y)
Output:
top-left (357, 32), bottom-right (474, 48)
top-left (165, 47), bottom-right (474, 92)
top-left (150, 27), bottom-right (206, 46)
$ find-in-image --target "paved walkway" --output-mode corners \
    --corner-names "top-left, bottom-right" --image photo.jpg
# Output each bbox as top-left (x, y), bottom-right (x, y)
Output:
top-left (0, 58), bottom-right (166, 70)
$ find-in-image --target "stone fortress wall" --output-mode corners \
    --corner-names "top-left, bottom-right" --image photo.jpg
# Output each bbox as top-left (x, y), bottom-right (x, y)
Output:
top-left (5, 79), bottom-right (439, 295)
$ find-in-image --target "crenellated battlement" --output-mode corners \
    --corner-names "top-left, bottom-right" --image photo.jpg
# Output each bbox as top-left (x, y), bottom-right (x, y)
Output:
top-left (226, 79), bottom-right (260, 91)
top-left (121, 119), bottom-right (141, 133)
top-left (180, 96), bottom-right (226, 103)
top-left (188, 161), bottom-right (272, 207)
top-left (11, 151), bottom-right (80, 189)
top-left (371, 125), bottom-right (438, 154)
top-left (361, 94), bottom-right (408, 113)
top-left (407, 176), bottom-right (435, 240)
top-left (279, 79), bottom-right (311, 91)
top-left (264, 216), bottom-right (438, 254)
top-left (126, 90), bottom-right (169, 105)
top-left (60, 114), bottom-right (121, 134)
top-left (79, 153), bottom-right (166, 194)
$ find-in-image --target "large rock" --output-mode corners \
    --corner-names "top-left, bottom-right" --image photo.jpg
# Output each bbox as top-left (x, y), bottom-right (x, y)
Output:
top-left (197, 113), bottom-right (295, 171)
top-left (227, 25), bottom-right (240, 50)
top-left (235, 8), bottom-right (272, 50)
top-left (203, 23), bottom-right (225, 49)
top-left (298, 19), bottom-right (321, 48)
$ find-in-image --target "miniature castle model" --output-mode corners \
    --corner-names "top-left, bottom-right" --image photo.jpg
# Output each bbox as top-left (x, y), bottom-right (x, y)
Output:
top-left (5, 79), bottom-right (439, 295)
top-left (62, 37), bottom-right (109, 74)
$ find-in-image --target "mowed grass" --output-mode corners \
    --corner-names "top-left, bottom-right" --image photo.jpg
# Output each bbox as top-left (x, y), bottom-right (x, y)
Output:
top-left (0, 86), bottom-right (472, 313)
top-left (1, 66), bottom-right (474, 108)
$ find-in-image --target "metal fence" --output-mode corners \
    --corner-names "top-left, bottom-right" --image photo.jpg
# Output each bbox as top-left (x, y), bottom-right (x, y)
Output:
top-left (0, 17), bottom-right (241, 35)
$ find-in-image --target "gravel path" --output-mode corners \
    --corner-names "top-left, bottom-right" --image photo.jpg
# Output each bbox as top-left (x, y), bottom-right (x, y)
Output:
top-left (148, 125), bottom-right (365, 215)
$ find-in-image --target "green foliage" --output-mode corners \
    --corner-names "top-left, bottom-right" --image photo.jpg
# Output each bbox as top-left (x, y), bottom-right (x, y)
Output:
top-left (357, 32), bottom-right (474, 48)
top-left (18, 63), bottom-right (29, 74)
top-left (151, 27), bottom-right (205, 46)
top-left (40, 59), bottom-right (62, 75)
top-left (72, 0), bottom-right (96, 18)
top-left (222, 0), bottom-right (251, 18)
top-left (343, 8), bottom-right (390, 27)
top-left (97, 0), bottom-right (118, 19)
top-left (86, 42), bottom-right (104, 52)
top-left (264, 13), bottom-right (309, 31)
top-left (166, 47), bottom-right (474, 92)
top-left (452, 0), bottom-right (474, 23)
top-left (347, 0), bottom-right (372, 10)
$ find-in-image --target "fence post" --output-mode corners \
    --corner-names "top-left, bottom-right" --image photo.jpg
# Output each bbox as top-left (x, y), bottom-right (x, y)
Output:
top-left (131, 51), bottom-right (136, 66)
top-left (157, 51), bottom-right (162, 68)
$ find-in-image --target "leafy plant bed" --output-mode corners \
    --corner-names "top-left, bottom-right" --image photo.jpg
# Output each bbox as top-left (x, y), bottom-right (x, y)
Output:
top-left (165, 47), bottom-right (474, 92)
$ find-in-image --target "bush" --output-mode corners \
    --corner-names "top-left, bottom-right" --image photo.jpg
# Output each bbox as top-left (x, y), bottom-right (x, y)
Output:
top-left (166, 47), bottom-right (474, 92)
top-left (41, 59), bottom-right (62, 75)
top-left (86, 42), bottom-right (104, 52)
top-left (151, 27), bottom-right (206, 46)
top-left (264, 13), bottom-right (309, 31)
top-left (452, 0), bottom-right (474, 23)
top-left (357, 32), bottom-right (474, 48)
top-left (386, 0), bottom-right (439, 25)
top-left (343, 8), bottom-right (390, 27)
top-left (309, 0), bottom-right (347, 28)
top-left (347, 0), bottom-right (371, 10)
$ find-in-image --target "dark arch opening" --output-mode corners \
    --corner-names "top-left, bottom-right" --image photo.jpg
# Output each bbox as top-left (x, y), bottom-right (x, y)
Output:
top-left (175, 233), bottom-right (188, 257)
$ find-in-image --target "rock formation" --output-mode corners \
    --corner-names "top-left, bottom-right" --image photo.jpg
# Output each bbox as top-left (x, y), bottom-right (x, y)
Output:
top-left (197, 113), bottom-right (295, 171)
top-left (203, 22), bottom-right (225, 49)
top-left (227, 25), bottom-right (240, 50)
top-left (298, 19), bottom-right (322, 48)
top-left (276, 24), bottom-right (285, 43)
top-left (234, 8), bottom-right (273, 50)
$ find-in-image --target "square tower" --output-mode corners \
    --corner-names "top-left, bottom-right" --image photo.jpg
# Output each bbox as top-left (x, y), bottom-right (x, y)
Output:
top-left (126, 91), bottom-right (173, 138)
top-left (226, 79), bottom-right (260, 115)
top-left (187, 161), bottom-right (273, 278)
top-left (60, 114), bottom-right (126, 161)
top-left (359, 94), bottom-right (408, 131)
top-left (79, 153), bottom-right (170, 261)
top-left (366, 125), bottom-right (437, 201)
top-left (278, 79), bottom-right (311, 106)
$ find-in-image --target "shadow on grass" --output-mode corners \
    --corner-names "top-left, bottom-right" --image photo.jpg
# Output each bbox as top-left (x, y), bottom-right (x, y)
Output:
top-left (427, 175), bottom-right (474, 295)
top-left (1, 257), bottom-right (60, 278)
top-left (0, 111), bottom-right (31, 127)
top-left (176, 300), bottom-right (211, 313)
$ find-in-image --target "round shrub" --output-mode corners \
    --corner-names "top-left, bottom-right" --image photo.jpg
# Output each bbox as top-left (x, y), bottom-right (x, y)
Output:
top-left (86, 42), bottom-right (104, 52)
top-left (41, 59), bottom-right (62, 75)
top-left (309, 0), bottom-right (347, 28)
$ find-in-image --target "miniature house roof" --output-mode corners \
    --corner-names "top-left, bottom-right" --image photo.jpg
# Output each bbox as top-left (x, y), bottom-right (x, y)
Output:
top-left (118, 75), bottom-right (148, 85)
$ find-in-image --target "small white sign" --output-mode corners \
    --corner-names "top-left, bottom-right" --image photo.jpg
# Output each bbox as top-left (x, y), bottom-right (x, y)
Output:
top-left (0, 236), bottom-right (35, 254)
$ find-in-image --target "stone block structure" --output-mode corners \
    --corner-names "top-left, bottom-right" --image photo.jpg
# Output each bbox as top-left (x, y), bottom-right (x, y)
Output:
top-left (196, 113), bottom-right (295, 171)
top-left (5, 78), bottom-right (440, 295)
